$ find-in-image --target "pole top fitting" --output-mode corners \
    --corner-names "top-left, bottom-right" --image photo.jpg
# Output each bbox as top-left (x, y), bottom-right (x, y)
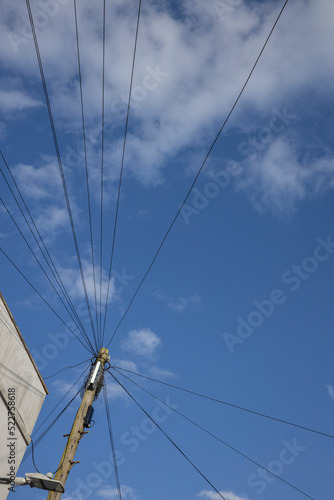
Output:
top-left (97, 347), bottom-right (110, 364)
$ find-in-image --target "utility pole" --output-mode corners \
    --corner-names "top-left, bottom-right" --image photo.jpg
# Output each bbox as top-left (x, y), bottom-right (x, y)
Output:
top-left (47, 348), bottom-right (110, 500)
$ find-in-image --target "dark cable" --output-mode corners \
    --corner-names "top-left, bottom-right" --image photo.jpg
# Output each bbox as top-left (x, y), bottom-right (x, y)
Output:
top-left (99, 0), bottom-right (106, 343)
top-left (109, 371), bottom-right (227, 500)
top-left (0, 196), bottom-right (95, 353)
top-left (101, 0), bottom-right (142, 346)
top-left (114, 368), bottom-right (315, 500)
top-left (73, 1), bottom-right (99, 338)
top-left (31, 366), bottom-right (90, 443)
top-left (22, 382), bottom-right (84, 464)
top-left (0, 150), bottom-right (91, 343)
top-left (103, 384), bottom-right (123, 500)
top-left (44, 358), bottom-right (91, 379)
top-left (31, 438), bottom-right (41, 473)
top-left (106, 0), bottom-right (290, 348)
top-left (0, 247), bottom-right (93, 354)
top-left (111, 366), bottom-right (334, 439)
top-left (26, 0), bottom-right (98, 352)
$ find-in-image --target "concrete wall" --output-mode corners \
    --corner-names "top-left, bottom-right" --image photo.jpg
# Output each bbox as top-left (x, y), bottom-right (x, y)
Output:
top-left (0, 292), bottom-right (48, 500)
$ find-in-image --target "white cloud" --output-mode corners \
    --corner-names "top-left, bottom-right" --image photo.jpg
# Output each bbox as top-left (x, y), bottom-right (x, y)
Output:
top-left (326, 384), bottom-right (334, 401)
top-left (168, 293), bottom-right (202, 312)
top-left (11, 158), bottom-right (74, 238)
top-left (12, 160), bottom-right (61, 200)
top-left (1, 0), bottom-right (334, 214)
top-left (199, 491), bottom-right (250, 500)
top-left (0, 89), bottom-right (41, 112)
top-left (111, 358), bottom-right (138, 372)
top-left (155, 291), bottom-right (202, 312)
top-left (105, 377), bottom-right (127, 401)
top-left (59, 261), bottom-right (117, 305)
top-left (235, 137), bottom-right (334, 214)
top-left (52, 373), bottom-right (84, 398)
top-left (121, 328), bottom-right (162, 359)
top-left (97, 485), bottom-right (137, 499)
top-left (149, 365), bottom-right (176, 380)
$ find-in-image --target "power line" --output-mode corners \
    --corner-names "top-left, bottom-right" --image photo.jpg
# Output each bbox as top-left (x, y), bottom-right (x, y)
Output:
top-left (0, 196), bottom-right (95, 353)
top-left (0, 151), bottom-right (92, 345)
top-left (103, 384), bottom-right (123, 500)
top-left (114, 369), bottom-right (315, 500)
top-left (101, 0), bottom-right (142, 347)
top-left (0, 247), bottom-right (93, 354)
top-left (109, 371), bottom-right (227, 500)
top-left (22, 387), bottom-right (82, 465)
top-left (44, 358), bottom-right (92, 379)
top-left (73, 0), bottom-right (99, 339)
top-left (111, 365), bottom-right (334, 440)
top-left (25, 0), bottom-right (98, 352)
top-left (105, 0), bottom-right (290, 348)
top-left (99, 0), bottom-right (106, 344)
top-left (22, 369), bottom-right (87, 464)
top-left (30, 366), bottom-right (90, 443)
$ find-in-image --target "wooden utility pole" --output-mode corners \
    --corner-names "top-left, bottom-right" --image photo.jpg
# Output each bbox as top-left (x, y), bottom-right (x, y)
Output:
top-left (47, 348), bottom-right (110, 500)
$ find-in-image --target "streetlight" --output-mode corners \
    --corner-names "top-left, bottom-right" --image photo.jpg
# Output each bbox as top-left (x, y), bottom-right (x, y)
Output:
top-left (0, 472), bottom-right (64, 493)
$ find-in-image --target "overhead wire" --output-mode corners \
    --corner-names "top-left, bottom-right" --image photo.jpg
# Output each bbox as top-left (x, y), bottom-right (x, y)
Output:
top-left (22, 387), bottom-right (82, 465)
top-left (22, 366), bottom-right (88, 464)
top-left (105, 0), bottom-right (290, 348)
top-left (0, 196), bottom-right (95, 353)
top-left (111, 365), bottom-right (334, 439)
top-left (44, 358), bottom-right (92, 380)
top-left (101, 0), bottom-right (142, 347)
top-left (113, 369), bottom-right (315, 500)
top-left (109, 371), bottom-right (227, 500)
top-left (25, 0), bottom-right (99, 352)
top-left (0, 151), bottom-right (92, 345)
top-left (0, 247), bottom-right (94, 354)
top-left (103, 384), bottom-right (123, 500)
top-left (29, 365), bottom-right (90, 444)
top-left (99, 0), bottom-right (106, 344)
top-left (73, 0), bottom-right (99, 339)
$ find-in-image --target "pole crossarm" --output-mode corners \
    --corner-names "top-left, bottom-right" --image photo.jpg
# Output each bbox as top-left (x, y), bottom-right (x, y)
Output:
top-left (47, 348), bottom-right (110, 500)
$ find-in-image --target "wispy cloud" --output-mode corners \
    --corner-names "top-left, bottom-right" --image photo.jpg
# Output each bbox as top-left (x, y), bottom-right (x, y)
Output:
top-left (235, 137), bottom-right (334, 214)
top-left (51, 372), bottom-right (85, 398)
top-left (111, 358), bottom-right (138, 372)
top-left (121, 328), bottom-right (162, 359)
top-left (326, 384), bottom-right (334, 401)
top-left (97, 485), bottom-right (137, 500)
top-left (12, 159), bottom-right (61, 200)
top-left (0, 88), bottom-right (42, 113)
top-left (155, 291), bottom-right (202, 312)
top-left (2, 0), bottom-right (334, 207)
top-left (149, 365), bottom-right (176, 380)
top-left (199, 491), bottom-right (250, 500)
top-left (59, 260), bottom-right (117, 305)
top-left (105, 377), bottom-right (128, 402)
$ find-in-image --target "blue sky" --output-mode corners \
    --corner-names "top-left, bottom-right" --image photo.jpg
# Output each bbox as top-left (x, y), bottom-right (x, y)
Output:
top-left (0, 0), bottom-right (334, 499)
